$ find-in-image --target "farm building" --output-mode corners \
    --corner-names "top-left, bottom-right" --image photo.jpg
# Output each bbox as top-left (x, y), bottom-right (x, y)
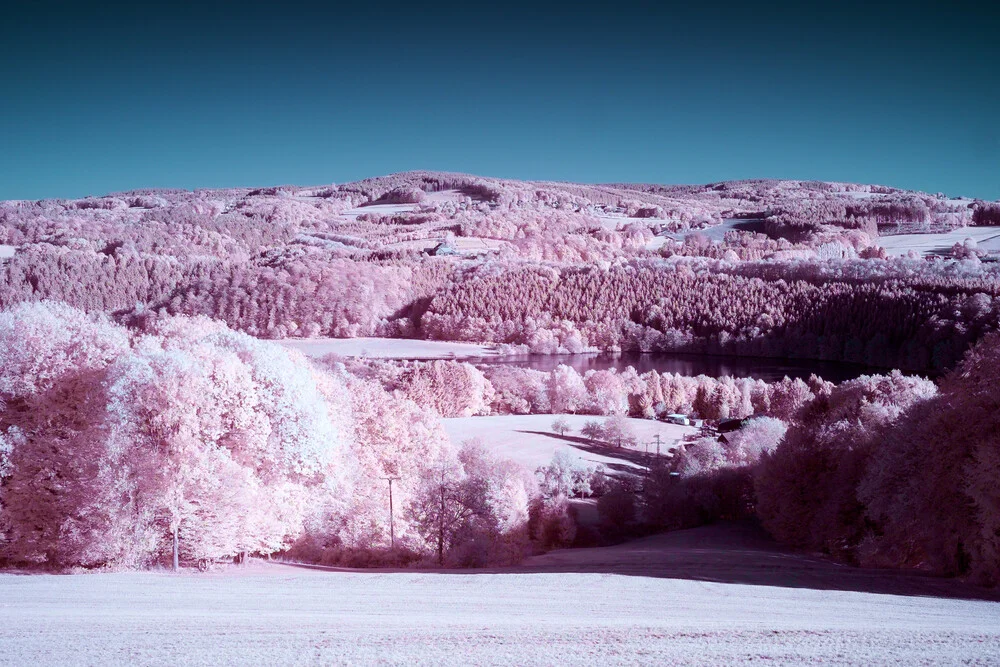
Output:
top-left (429, 241), bottom-right (457, 256)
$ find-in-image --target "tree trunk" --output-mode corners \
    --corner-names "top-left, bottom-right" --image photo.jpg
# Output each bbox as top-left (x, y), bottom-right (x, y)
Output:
top-left (172, 524), bottom-right (179, 571)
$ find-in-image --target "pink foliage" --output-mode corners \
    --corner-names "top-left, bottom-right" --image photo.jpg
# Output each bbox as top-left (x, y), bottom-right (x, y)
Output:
top-left (394, 361), bottom-right (494, 417)
top-left (345, 357), bottom-right (828, 423)
top-left (422, 258), bottom-right (1000, 372)
top-left (750, 338), bottom-right (1000, 583)
top-left (856, 333), bottom-right (1000, 583)
top-left (547, 364), bottom-right (588, 414)
top-left (0, 303), bottom-right (534, 569)
top-left (972, 202), bottom-right (1000, 226)
top-left (755, 371), bottom-right (938, 558)
top-left (485, 365), bottom-right (550, 414)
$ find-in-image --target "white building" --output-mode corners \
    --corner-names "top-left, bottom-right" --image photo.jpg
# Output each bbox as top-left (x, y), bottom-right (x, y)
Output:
top-left (664, 413), bottom-right (690, 426)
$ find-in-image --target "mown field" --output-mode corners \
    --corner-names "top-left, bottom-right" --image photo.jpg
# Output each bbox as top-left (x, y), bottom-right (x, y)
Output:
top-left (2, 523), bottom-right (997, 666)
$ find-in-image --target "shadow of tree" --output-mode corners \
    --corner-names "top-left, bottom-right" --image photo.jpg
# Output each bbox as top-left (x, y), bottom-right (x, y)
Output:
top-left (283, 521), bottom-right (1000, 602)
top-left (514, 429), bottom-right (665, 471)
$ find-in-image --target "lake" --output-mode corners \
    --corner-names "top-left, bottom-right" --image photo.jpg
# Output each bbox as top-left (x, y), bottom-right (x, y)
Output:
top-left (279, 336), bottom-right (900, 383)
top-left (474, 351), bottom-right (890, 383)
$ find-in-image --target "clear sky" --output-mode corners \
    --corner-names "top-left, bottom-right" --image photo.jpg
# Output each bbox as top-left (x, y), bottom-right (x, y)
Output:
top-left (2, 0), bottom-right (998, 200)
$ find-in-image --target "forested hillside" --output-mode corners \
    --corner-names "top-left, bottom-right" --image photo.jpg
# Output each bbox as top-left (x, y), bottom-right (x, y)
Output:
top-left (1, 171), bottom-right (997, 373)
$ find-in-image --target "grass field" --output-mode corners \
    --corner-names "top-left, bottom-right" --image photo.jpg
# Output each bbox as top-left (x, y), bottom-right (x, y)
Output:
top-left (442, 414), bottom-right (693, 471)
top-left (2, 522), bottom-right (997, 666)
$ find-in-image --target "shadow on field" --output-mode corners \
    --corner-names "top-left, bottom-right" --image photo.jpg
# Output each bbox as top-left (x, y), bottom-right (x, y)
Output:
top-left (282, 521), bottom-right (1000, 602)
top-left (514, 430), bottom-right (659, 472)
top-left (519, 521), bottom-right (1000, 602)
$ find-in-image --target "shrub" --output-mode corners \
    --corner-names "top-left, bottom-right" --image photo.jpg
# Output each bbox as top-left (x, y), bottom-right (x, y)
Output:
top-left (596, 478), bottom-right (641, 541)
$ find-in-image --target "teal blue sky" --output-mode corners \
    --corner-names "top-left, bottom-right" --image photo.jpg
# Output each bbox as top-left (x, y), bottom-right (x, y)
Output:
top-left (2, 1), bottom-right (998, 200)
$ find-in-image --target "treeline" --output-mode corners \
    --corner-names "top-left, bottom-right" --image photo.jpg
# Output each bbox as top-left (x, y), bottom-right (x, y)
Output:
top-left (338, 357), bottom-right (831, 421)
top-left (973, 202), bottom-right (1000, 226)
top-left (763, 195), bottom-right (973, 237)
top-left (2, 174), bottom-right (999, 378)
top-left (457, 210), bottom-right (653, 263)
top-left (0, 244), bottom-right (454, 339)
top-left (4, 303), bottom-right (998, 584)
top-left (4, 244), bottom-right (998, 374)
top-left (420, 259), bottom-right (1000, 373)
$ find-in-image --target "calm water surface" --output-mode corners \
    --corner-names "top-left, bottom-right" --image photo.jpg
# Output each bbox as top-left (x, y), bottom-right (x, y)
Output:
top-left (474, 352), bottom-right (890, 383)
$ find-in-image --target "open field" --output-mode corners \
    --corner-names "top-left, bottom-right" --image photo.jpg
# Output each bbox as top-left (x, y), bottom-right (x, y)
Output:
top-left (383, 236), bottom-right (509, 254)
top-left (443, 414), bottom-right (694, 471)
top-left (2, 523), bottom-right (998, 666)
top-left (277, 336), bottom-right (500, 360)
top-left (877, 226), bottom-right (1000, 257)
top-left (662, 218), bottom-right (767, 243)
top-left (339, 202), bottom-right (419, 219)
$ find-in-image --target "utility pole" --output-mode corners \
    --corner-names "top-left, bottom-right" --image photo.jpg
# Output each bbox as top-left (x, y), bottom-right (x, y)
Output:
top-left (172, 523), bottom-right (179, 571)
top-left (652, 433), bottom-right (663, 458)
top-left (381, 476), bottom-right (401, 549)
top-left (439, 470), bottom-right (446, 566)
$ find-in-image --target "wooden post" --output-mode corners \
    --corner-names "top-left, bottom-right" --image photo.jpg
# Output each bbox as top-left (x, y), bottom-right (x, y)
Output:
top-left (438, 469), bottom-right (446, 566)
top-left (172, 524), bottom-right (179, 572)
top-left (389, 479), bottom-right (395, 549)
top-left (382, 476), bottom-right (401, 550)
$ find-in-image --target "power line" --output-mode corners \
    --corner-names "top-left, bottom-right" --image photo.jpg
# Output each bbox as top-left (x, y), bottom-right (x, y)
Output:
top-left (650, 433), bottom-right (663, 457)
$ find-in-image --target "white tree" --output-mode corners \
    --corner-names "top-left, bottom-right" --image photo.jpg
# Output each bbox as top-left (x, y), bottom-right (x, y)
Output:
top-left (404, 442), bottom-right (533, 566)
top-left (548, 365), bottom-right (587, 414)
top-left (536, 450), bottom-right (595, 498)
top-left (551, 417), bottom-right (571, 436)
